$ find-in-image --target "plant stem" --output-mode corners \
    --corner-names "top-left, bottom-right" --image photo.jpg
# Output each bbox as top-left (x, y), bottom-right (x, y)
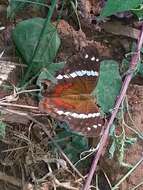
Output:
top-left (83, 24), bottom-right (143, 190)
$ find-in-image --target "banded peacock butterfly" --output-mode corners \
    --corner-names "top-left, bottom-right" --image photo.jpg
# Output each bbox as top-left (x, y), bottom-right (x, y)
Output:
top-left (39, 45), bottom-right (105, 136)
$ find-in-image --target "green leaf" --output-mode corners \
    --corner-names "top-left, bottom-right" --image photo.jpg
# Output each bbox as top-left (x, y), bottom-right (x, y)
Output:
top-left (12, 17), bottom-right (61, 75)
top-left (93, 60), bottom-right (122, 113)
top-left (101, 0), bottom-right (143, 17)
top-left (53, 130), bottom-right (89, 163)
top-left (12, 17), bottom-right (60, 65)
top-left (0, 121), bottom-right (6, 139)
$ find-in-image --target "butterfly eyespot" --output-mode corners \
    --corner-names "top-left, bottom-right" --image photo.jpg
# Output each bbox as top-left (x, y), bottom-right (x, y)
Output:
top-left (96, 58), bottom-right (99, 62)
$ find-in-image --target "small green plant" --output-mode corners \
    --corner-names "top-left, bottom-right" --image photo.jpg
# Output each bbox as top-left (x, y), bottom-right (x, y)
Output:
top-left (109, 102), bottom-right (137, 167)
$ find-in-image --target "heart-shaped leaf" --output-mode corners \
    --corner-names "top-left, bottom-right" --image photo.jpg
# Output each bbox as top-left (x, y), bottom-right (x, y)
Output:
top-left (93, 60), bottom-right (122, 113)
top-left (12, 18), bottom-right (61, 77)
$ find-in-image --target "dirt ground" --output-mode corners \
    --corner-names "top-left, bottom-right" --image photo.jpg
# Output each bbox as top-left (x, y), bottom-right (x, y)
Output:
top-left (0, 1), bottom-right (143, 190)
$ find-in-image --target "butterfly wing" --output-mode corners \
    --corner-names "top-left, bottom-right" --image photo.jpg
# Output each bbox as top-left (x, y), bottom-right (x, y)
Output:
top-left (40, 96), bottom-right (105, 136)
top-left (39, 45), bottom-right (105, 136)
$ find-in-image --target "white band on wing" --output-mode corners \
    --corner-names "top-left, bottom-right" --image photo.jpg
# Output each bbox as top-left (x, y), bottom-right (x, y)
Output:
top-left (56, 70), bottom-right (99, 80)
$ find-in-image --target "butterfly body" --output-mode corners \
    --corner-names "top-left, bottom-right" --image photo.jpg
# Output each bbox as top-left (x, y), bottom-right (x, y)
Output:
top-left (39, 45), bottom-right (105, 136)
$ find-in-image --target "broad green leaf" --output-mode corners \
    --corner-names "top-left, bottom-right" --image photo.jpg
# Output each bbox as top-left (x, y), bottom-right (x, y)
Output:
top-left (0, 121), bottom-right (6, 139)
top-left (93, 60), bottom-right (122, 113)
top-left (12, 18), bottom-right (60, 66)
top-left (101, 0), bottom-right (143, 17)
top-left (12, 18), bottom-right (61, 75)
top-left (7, 0), bottom-right (46, 18)
top-left (53, 130), bottom-right (89, 163)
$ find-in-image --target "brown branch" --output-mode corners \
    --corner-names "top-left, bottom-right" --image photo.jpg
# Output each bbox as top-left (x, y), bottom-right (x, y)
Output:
top-left (83, 24), bottom-right (143, 190)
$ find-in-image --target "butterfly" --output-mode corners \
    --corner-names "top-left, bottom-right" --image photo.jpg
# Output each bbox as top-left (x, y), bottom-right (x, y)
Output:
top-left (39, 45), bottom-right (105, 136)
